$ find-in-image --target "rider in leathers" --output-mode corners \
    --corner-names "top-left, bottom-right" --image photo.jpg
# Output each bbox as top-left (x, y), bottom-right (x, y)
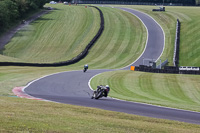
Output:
top-left (96, 85), bottom-right (110, 97)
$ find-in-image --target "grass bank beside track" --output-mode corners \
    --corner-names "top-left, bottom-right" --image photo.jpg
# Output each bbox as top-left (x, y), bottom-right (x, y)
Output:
top-left (0, 4), bottom-right (100, 63)
top-left (70, 6), bottom-right (146, 69)
top-left (91, 70), bottom-right (200, 112)
top-left (1, 97), bottom-right (200, 132)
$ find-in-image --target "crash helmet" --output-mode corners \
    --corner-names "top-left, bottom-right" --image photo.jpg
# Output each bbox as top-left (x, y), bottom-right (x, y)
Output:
top-left (106, 85), bottom-right (109, 88)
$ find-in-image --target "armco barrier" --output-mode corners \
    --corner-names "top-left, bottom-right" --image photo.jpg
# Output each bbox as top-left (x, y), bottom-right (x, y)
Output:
top-left (173, 19), bottom-right (180, 67)
top-left (0, 6), bottom-right (104, 67)
top-left (135, 65), bottom-right (200, 75)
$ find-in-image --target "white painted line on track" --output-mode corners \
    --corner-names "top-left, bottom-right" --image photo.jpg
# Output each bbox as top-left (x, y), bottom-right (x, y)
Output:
top-left (96, 5), bottom-right (161, 69)
top-left (125, 7), bottom-right (166, 62)
top-left (19, 70), bottom-right (81, 102)
top-left (22, 70), bottom-right (81, 92)
top-left (119, 8), bottom-right (149, 70)
top-left (21, 69), bottom-right (108, 100)
top-left (119, 7), bottom-right (165, 69)
top-left (88, 72), bottom-right (103, 91)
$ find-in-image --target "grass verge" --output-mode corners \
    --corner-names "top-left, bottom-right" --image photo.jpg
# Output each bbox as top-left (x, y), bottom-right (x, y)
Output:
top-left (0, 97), bottom-right (200, 132)
top-left (1, 4), bottom-right (100, 63)
top-left (91, 70), bottom-right (200, 112)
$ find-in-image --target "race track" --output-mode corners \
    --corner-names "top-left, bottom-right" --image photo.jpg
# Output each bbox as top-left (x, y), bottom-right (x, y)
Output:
top-left (24, 7), bottom-right (200, 124)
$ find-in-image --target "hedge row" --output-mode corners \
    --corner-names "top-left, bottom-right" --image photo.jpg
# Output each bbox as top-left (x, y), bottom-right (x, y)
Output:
top-left (0, 6), bottom-right (104, 67)
top-left (0, 0), bottom-right (49, 33)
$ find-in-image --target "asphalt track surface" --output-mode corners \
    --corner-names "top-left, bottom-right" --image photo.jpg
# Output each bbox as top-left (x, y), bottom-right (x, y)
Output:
top-left (24, 7), bottom-right (200, 125)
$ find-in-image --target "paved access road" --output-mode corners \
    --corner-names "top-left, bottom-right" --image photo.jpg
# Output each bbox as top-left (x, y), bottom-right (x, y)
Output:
top-left (24, 7), bottom-right (200, 125)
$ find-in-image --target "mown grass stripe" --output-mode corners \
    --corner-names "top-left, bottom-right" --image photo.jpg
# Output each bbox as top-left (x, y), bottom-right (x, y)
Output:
top-left (138, 73), bottom-right (172, 102)
top-left (94, 9), bottom-right (125, 68)
top-left (91, 70), bottom-right (200, 111)
top-left (74, 7), bottom-right (146, 69)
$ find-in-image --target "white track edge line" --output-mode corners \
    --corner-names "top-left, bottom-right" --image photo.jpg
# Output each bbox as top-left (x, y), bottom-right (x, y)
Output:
top-left (120, 7), bottom-right (165, 67)
top-left (98, 5), bottom-right (165, 69)
top-left (119, 8), bottom-right (149, 70)
top-left (22, 70), bottom-right (81, 102)
top-left (22, 70), bottom-right (80, 92)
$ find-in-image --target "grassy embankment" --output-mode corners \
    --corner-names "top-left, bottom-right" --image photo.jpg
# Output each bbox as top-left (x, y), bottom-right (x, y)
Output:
top-left (0, 4), bottom-right (100, 63)
top-left (91, 6), bottom-right (200, 112)
top-left (1, 96), bottom-right (200, 132)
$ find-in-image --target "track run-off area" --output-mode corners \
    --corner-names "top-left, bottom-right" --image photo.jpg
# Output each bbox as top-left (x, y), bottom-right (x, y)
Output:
top-left (23, 6), bottom-right (200, 125)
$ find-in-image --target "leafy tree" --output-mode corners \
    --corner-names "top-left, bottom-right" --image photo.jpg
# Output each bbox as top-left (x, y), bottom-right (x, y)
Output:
top-left (13, 0), bottom-right (29, 18)
top-left (0, 0), bottom-right (19, 31)
top-left (0, 0), bottom-right (48, 32)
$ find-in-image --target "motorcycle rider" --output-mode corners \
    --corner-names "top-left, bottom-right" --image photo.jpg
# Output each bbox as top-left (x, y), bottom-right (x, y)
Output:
top-left (93, 85), bottom-right (110, 98)
top-left (104, 85), bottom-right (110, 97)
top-left (83, 64), bottom-right (88, 72)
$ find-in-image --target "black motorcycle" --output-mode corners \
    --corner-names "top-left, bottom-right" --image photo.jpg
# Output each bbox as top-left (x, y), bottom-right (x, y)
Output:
top-left (83, 65), bottom-right (88, 72)
top-left (83, 67), bottom-right (88, 72)
top-left (91, 86), bottom-right (109, 99)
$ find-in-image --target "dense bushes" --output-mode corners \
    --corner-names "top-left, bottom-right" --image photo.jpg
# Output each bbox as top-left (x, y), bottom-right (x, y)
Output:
top-left (0, 0), bottom-right (49, 33)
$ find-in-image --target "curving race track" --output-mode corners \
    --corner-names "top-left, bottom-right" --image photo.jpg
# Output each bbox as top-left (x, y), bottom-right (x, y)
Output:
top-left (24, 7), bottom-right (200, 125)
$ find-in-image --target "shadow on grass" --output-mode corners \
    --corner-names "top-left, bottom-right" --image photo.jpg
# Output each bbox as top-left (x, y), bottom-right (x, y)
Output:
top-left (31, 17), bottom-right (55, 24)
top-left (53, 8), bottom-right (63, 10)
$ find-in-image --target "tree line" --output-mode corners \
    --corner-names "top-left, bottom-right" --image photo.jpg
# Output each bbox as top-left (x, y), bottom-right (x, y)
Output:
top-left (0, 0), bottom-right (50, 33)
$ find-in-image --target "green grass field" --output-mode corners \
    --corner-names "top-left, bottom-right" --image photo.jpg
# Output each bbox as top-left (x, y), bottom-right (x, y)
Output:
top-left (71, 6), bottom-right (146, 69)
top-left (91, 70), bottom-right (200, 112)
top-left (1, 4), bottom-right (100, 63)
top-left (1, 4), bottom-right (200, 132)
top-left (1, 97), bottom-right (200, 132)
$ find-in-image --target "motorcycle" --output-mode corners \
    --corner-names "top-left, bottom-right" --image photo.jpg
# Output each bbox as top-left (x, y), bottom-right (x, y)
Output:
top-left (91, 86), bottom-right (109, 99)
top-left (83, 67), bottom-right (88, 72)
top-left (83, 65), bottom-right (88, 72)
